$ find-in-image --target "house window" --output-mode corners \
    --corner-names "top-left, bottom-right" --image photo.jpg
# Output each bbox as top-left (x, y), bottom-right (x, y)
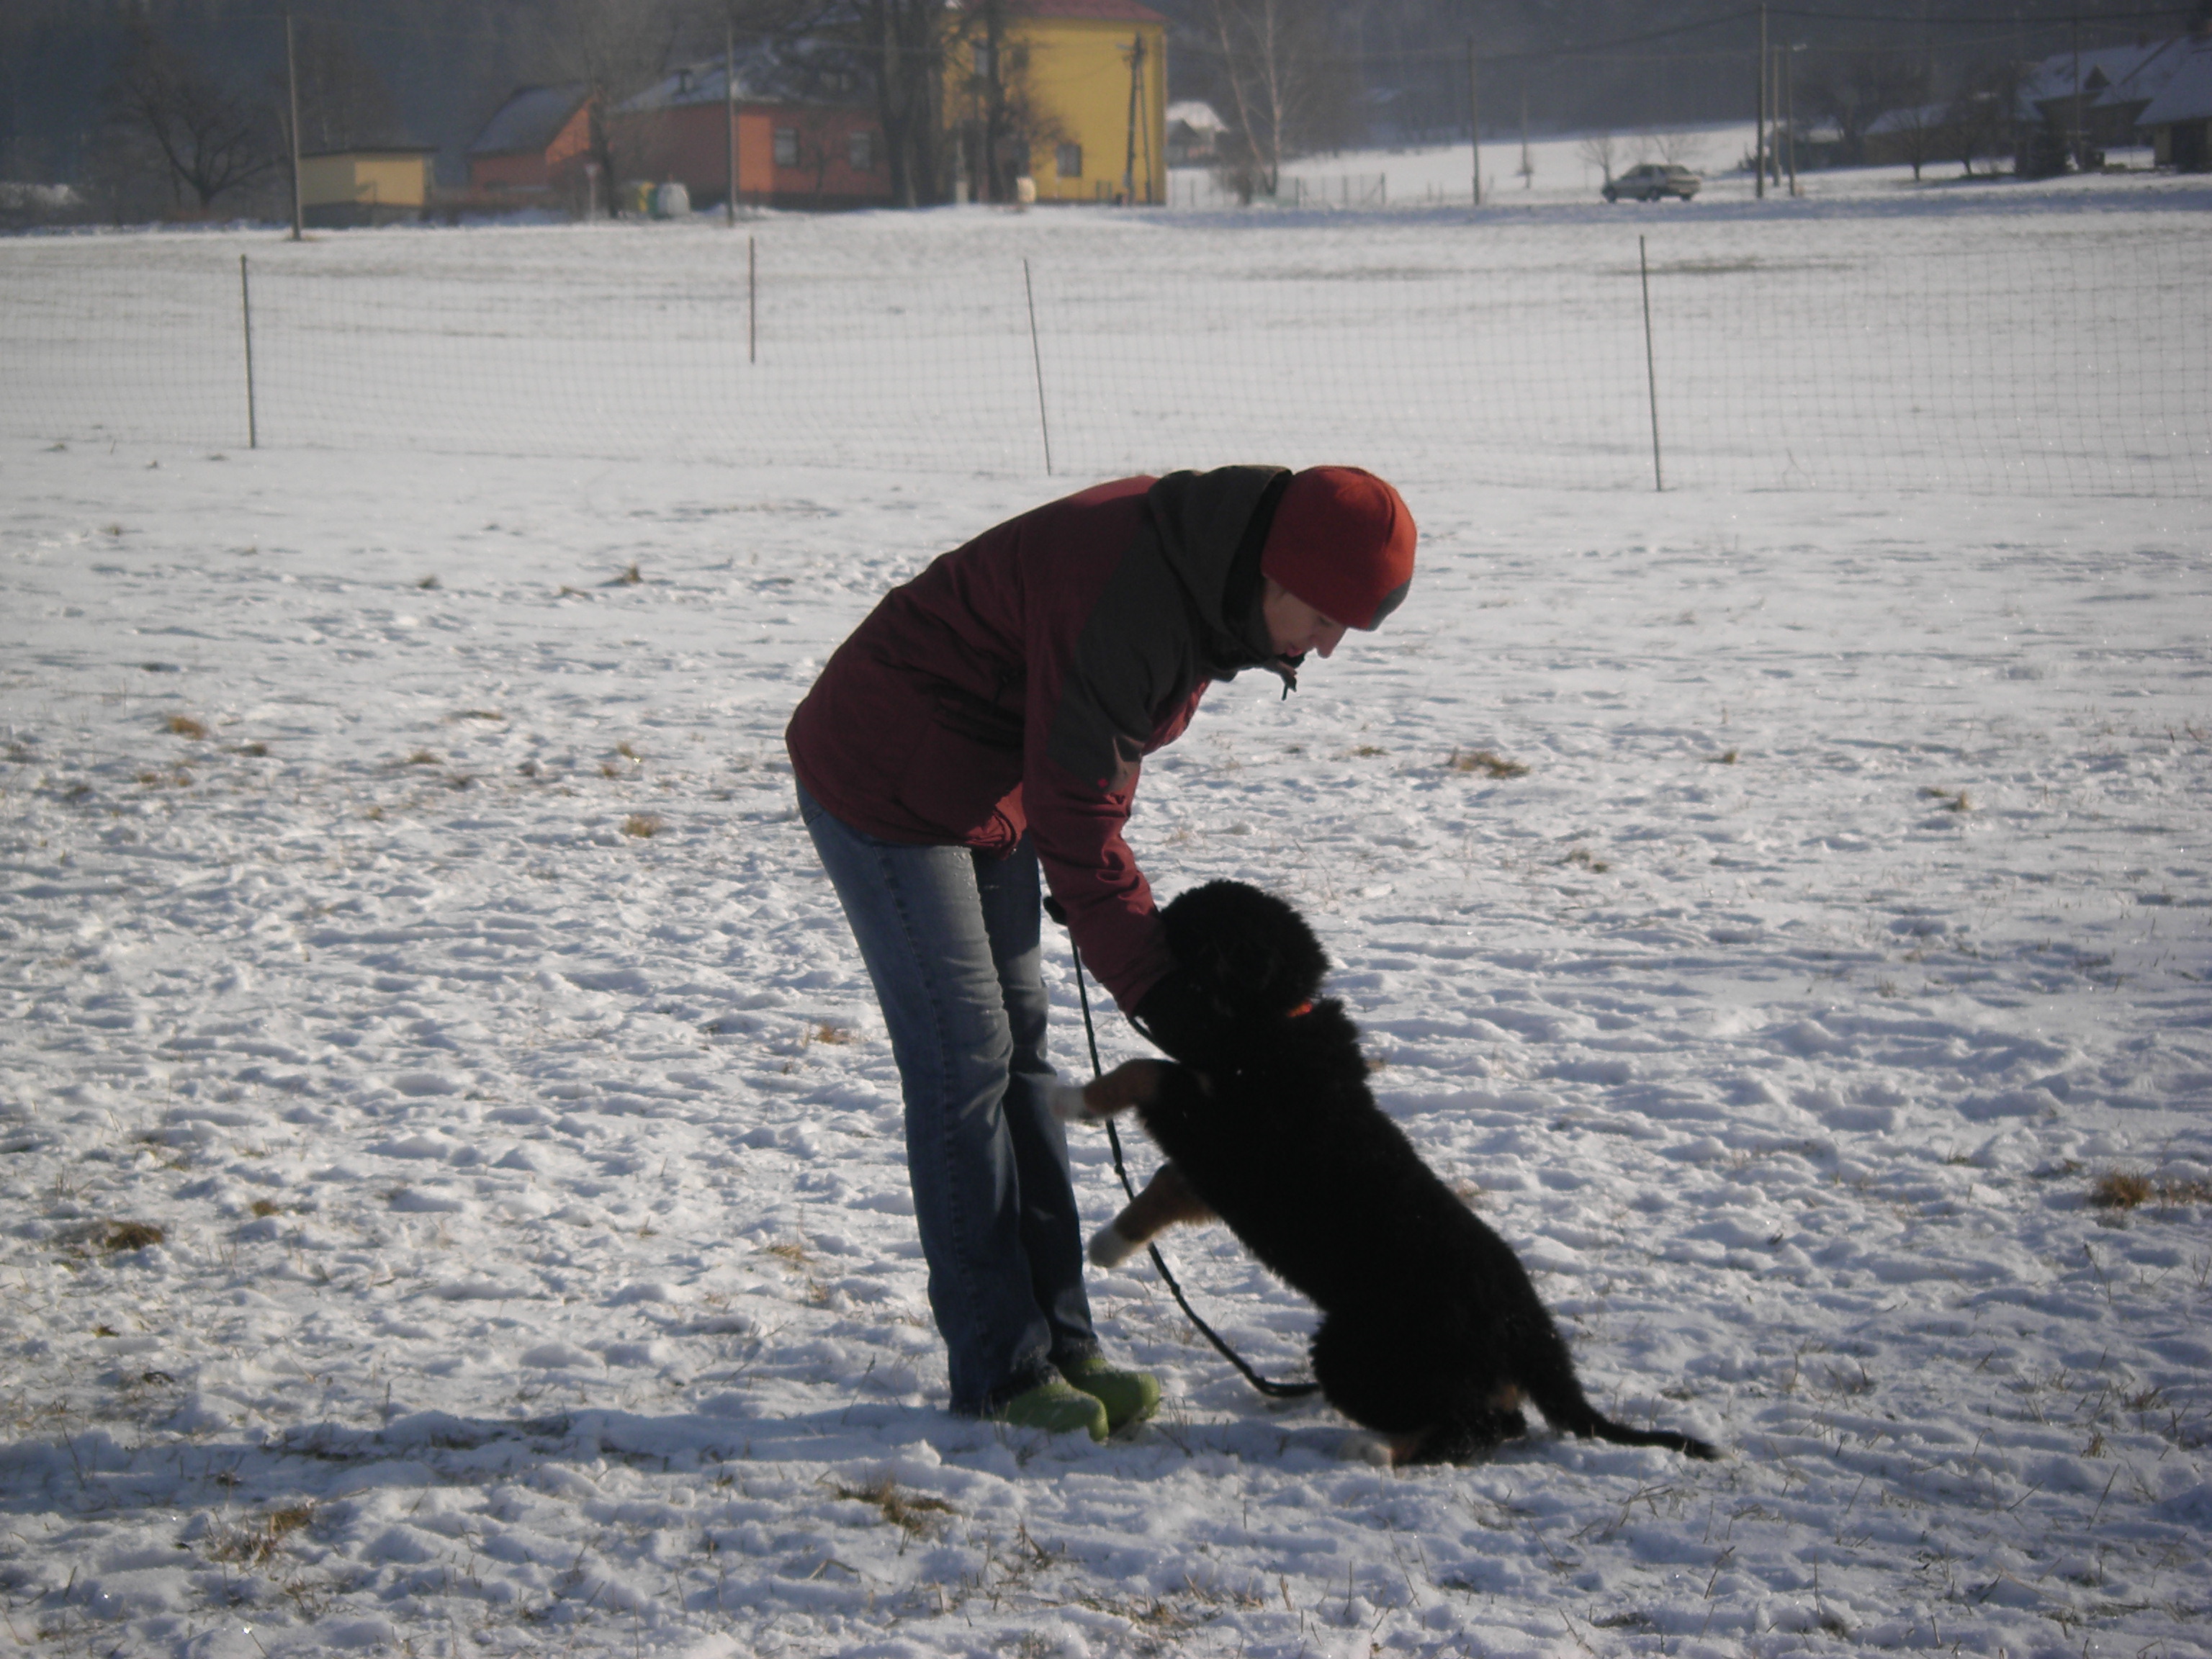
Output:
top-left (773, 126), bottom-right (799, 167)
top-left (1056, 142), bottom-right (1082, 179)
top-left (972, 42), bottom-right (993, 78)
top-left (848, 130), bottom-right (875, 171)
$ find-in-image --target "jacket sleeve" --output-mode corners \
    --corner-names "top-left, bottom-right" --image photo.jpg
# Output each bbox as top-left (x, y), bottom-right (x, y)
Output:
top-left (1025, 535), bottom-right (1202, 1012)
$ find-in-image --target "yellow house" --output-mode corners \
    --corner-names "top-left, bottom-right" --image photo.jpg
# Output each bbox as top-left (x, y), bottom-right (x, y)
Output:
top-left (299, 148), bottom-right (436, 228)
top-left (950, 0), bottom-right (1168, 204)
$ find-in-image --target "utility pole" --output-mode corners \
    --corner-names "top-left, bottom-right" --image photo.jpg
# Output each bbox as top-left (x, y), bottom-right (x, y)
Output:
top-left (1123, 32), bottom-right (1145, 204)
top-left (2070, 16), bottom-right (2084, 170)
top-left (1519, 85), bottom-right (1532, 187)
top-left (1467, 37), bottom-right (1482, 206)
top-left (1785, 45), bottom-right (1799, 195)
top-left (1770, 44), bottom-right (1783, 186)
top-left (1139, 32), bottom-right (1155, 202)
top-left (284, 11), bottom-right (303, 240)
top-left (724, 14), bottom-right (739, 225)
top-left (1755, 0), bottom-right (1767, 199)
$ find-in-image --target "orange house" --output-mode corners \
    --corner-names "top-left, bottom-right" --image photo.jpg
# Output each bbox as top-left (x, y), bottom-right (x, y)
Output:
top-left (613, 61), bottom-right (891, 210)
top-left (467, 84), bottom-right (593, 200)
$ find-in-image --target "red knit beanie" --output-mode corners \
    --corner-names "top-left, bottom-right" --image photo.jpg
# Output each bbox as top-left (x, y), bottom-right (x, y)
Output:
top-left (1259, 467), bottom-right (1416, 631)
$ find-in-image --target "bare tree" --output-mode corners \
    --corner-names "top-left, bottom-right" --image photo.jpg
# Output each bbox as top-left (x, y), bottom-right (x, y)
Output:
top-left (843, 0), bottom-right (951, 206)
top-left (1202, 0), bottom-right (1351, 202)
top-left (1647, 128), bottom-right (1706, 167)
top-left (1575, 130), bottom-right (1617, 184)
top-left (1950, 55), bottom-right (2026, 176)
top-left (537, 0), bottom-right (685, 212)
top-left (945, 0), bottom-right (1012, 201)
top-left (1802, 48), bottom-right (1925, 167)
top-left (1889, 94), bottom-right (1942, 181)
top-left (941, 6), bottom-right (1072, 202)
top-left (282, 19), bottom-right (403, 153)
top-left (107, 24), bottom-right (282, 213)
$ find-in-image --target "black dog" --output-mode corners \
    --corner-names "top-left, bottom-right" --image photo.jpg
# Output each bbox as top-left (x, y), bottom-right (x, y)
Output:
top-left (1055, 879), bottom-right (1718, 1466)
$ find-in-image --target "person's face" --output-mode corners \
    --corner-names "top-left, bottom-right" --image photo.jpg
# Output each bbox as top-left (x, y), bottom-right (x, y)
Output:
top-left (1262, 577), bottom-right (1348, 660)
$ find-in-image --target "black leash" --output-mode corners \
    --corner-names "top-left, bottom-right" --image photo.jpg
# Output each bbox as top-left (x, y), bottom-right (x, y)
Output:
top-left (1066, 938), bottom-right (1319, 1400)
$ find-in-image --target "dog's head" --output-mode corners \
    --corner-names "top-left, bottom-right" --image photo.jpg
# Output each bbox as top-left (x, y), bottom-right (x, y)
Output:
top-left (1160, 880), bottom-right (1331, 1020)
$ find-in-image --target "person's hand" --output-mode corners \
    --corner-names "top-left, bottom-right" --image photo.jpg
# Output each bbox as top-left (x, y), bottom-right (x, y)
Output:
top-left (1129, 968), bottom-right (1222, 1065)
top-left (1043, 894), bottom-right (1069, 927)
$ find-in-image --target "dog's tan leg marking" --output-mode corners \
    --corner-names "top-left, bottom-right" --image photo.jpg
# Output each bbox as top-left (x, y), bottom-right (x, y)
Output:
top-left (1087, 1159), bottom-right (1214, 1268)
top-left (1112, 1161), bottom-right (1215, 1242)
top-left (1076, 1058), bottom-right (1166, 1119)
top-left (1383, 1433), bottom-right (1430, 1468)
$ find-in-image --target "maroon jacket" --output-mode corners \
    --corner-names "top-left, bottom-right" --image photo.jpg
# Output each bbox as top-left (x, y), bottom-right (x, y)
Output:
top-left (787, 467), bottom-right (1291, 1010)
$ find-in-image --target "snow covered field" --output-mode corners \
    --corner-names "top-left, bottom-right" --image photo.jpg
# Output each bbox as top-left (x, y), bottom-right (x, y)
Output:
top-left (6, 159), bottom-right (2209, 498)
top-left (1190, 124), bottom-right (2158, 209)
top-left (4, 189), bottom-right (2211, 1659)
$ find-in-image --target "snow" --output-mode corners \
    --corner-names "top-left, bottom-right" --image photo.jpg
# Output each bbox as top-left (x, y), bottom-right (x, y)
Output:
top-left (3, 181), bottom-right (2211, 1659)
top-left (1195, 122), bottom-right (2185, 207)
top-left (11, 162), bottom-right (2208, 503)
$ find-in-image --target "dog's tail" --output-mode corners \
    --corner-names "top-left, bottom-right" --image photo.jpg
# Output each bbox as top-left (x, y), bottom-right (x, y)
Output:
top-left (1524, 1359), bottom-right (1719, 1461)
top-left (1562, 1407), bottom-right (1719, 1461)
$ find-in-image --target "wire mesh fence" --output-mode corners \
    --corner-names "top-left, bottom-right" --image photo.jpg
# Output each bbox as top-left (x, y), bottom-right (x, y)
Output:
top-left (2, 217), bottom-right (2204, 495)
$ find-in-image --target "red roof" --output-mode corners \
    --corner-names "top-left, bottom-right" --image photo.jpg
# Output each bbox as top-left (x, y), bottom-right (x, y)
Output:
top-left (1011, 0), bottom-right (1169, 20)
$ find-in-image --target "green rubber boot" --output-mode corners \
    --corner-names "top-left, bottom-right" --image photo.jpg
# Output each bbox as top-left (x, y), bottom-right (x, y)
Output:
top-left (1059, 1357), bottom-right (1161, 1433)
top-left (994, 1377), bottom-right (1110, 1442)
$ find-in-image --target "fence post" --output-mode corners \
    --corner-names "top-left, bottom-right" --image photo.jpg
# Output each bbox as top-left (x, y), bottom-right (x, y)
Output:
top-left (747, 234), bottom-right (757, 364)
top-left (1638, 235), bottom-right (1661, 491)
top-left (240, 253), bottom-right (258, 450)
top-left (1022, 258), bottom-right (1053, 476)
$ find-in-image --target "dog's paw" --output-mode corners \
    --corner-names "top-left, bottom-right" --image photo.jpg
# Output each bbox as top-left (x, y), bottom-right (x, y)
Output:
top-left (1047, 1082), bottom-right (1094, 1123)
top-left (1087, 1223), bottom-right (1142, 1269)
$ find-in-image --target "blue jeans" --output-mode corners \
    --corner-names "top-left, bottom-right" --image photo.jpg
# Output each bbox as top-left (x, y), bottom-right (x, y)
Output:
top-left (797, 782), bottom-right (1098, 1413)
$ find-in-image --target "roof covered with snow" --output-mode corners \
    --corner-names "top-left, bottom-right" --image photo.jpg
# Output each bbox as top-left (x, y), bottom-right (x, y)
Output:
top-left (2136, 38), bottom-right (2212, 124)
top-left (2020, 37), bottom-right (2192, 112)
top-left (468, 84), bottom-right (588, 157)
top-left (618, 45), bottom-right (868, 114)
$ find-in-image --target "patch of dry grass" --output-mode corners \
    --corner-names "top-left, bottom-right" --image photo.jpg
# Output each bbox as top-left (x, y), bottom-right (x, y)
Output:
top-left (102, 1220), bottom-right (166, 1252)
top-left (2089, 1169), bottom-right (2212, 1210)
top-left (830, 1473), bottom-right (956, 1535)
top-left (206, 1503), bottom-right (315, 1565)
top-left (165, 714), bottom-right (210, 739)
top-left (1449, 747), bottom-right (1530, 778)
top-left (621, 813), bottom-right (665, 839)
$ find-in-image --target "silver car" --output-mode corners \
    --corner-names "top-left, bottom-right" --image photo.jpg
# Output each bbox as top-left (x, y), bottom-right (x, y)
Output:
top-left (1603, 163), bottom-right (1701, 202)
